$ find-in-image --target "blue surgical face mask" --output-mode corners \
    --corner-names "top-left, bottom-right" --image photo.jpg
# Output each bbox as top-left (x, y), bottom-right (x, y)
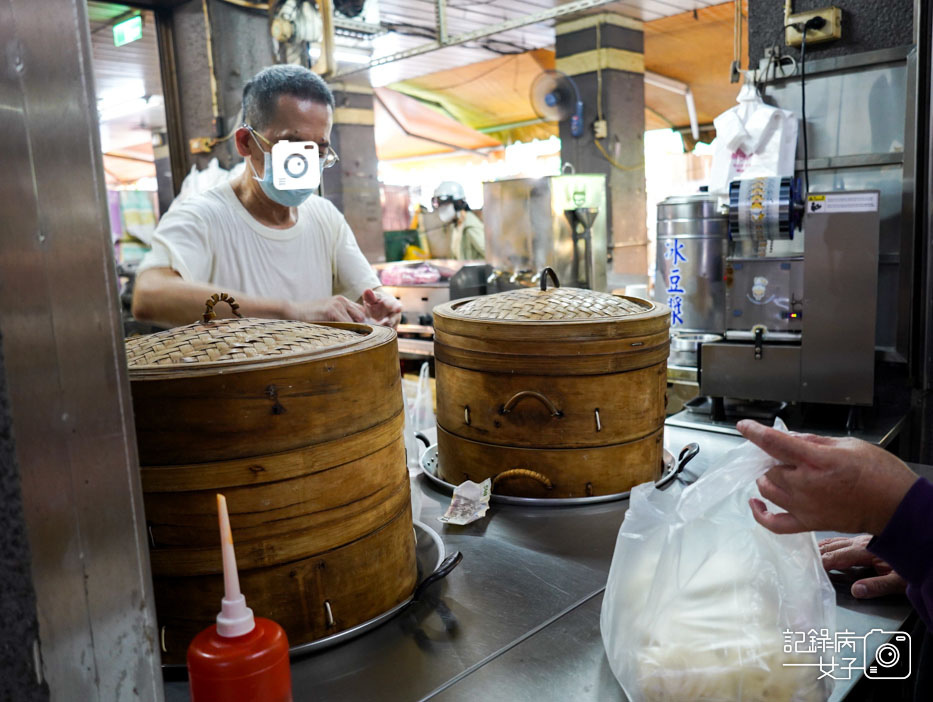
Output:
top-left (248, 133), bottom-right (315, 208)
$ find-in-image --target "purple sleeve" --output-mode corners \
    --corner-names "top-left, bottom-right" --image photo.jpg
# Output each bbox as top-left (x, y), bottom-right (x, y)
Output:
top-left (868, 477), bottom-right (933, 628)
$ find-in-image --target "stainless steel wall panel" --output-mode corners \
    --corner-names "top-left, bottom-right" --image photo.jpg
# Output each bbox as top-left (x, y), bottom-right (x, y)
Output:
top-left (0, 0), bottom-right (162, 699)
top-left (766, 62), bottom-right (907, 161)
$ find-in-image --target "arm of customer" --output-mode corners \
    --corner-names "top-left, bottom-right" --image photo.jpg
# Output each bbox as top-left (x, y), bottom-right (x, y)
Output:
top-left (132, 267), bottom-right (366, 328)
top-left (737, 419), bottom-right (933, 626)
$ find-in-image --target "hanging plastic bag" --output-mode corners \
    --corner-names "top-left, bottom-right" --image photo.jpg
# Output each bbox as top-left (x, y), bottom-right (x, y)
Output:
top-left (411, 362), bottom-right (435, 433)
top-left (600, 419), bottom-right (835, 702)
top-left (708, 82), bottom-right (799, 194)
top-left (169, 158), bottom-right (245, 211)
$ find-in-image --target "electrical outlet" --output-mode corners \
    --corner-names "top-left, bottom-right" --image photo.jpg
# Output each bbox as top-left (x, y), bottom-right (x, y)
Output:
top-left (593, 119), bottom-right (607, 139)
top-left (189, 137), bottom-right (215, 154)
top-left (785, 6), bottom-right (842, 47)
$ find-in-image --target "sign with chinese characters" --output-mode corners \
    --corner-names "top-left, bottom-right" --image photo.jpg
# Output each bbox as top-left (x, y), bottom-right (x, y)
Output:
top-left (783, 628), bottom-right (912, 681)
top-left (664, 238), bottom-right (687, 327)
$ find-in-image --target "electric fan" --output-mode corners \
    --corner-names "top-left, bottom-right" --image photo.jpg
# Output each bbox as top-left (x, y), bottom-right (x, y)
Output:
top-left (530, 69), bottom-right (585, 138)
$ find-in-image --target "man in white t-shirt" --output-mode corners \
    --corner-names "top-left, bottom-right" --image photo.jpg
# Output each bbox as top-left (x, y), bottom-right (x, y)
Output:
top-left (132, 65), bottom-right (401, 328)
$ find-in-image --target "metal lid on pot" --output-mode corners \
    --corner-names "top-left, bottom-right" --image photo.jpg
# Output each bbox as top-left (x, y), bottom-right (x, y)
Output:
top-left (126, 293), bottom-right (390, 378)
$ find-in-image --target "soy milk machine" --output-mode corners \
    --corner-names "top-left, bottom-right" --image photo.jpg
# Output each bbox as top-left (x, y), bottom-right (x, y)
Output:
top-left (656, 177), bottom-right (881, 407)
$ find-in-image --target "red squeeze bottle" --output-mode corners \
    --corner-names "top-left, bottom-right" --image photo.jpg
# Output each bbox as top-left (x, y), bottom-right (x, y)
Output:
top-left (187, 494), bottom-right (293, 702)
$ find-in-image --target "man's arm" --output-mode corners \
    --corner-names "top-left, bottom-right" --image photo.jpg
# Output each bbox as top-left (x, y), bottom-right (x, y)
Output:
top-left (132, 268), bottom-right (365, 327)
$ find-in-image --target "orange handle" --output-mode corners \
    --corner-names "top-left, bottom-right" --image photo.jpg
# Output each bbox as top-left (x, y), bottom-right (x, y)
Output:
top-left (202, 292), bottom-right (243, 323)
top-left (492, 468), bottom-right (553, 490)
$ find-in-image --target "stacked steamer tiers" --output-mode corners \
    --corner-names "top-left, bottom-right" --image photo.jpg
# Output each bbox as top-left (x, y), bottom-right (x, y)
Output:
top-left (432, 271), bottom-right (671, 499)
top-left (125, 305), bottom-right (416, 664)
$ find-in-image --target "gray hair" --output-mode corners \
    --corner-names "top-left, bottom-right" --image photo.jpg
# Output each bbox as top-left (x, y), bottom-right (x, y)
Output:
top-left (242, 65), bottom-right (335, 131)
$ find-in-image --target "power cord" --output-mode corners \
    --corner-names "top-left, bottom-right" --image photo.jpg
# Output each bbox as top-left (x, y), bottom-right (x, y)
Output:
top-left (795, 15), bottom-right (826, 194)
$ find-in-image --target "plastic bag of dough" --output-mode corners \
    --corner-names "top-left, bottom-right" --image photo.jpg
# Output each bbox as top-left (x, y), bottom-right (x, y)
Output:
top-left (600, 419), bottom-right (835, 702)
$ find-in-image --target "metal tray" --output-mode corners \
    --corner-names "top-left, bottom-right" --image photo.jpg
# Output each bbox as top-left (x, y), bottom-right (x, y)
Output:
top-left (419, 443), bottom-right (699, 507)
top-left (163, 521), bottom-right (455, 670)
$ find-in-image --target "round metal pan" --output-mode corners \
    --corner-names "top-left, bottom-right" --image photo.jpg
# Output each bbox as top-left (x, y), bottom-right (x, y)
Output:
top-left (163, 521), bottom-right (457, 669)
top-left (418, 442), bottom-right (700, 507)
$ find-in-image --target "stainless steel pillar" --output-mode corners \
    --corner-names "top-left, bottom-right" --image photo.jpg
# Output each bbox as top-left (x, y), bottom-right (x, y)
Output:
top-left (0, 0), bottom-right (163, 698)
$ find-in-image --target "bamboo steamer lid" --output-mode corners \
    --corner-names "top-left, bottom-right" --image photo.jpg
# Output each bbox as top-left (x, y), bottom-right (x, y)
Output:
top-left (433, 268), bottom-right (670, 341)
top-left (125, 293), bottom-right (402, 465)
top-left (126, 293), bottom-right (394, 379)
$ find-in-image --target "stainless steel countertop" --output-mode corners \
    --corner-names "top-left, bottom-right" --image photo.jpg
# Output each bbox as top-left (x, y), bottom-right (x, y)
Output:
top-left (164, 423), bottom-right (923, 701)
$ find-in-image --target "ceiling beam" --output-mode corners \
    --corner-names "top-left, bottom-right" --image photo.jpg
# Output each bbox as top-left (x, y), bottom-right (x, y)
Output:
top-left (332, 0), bottom-right (624, 78)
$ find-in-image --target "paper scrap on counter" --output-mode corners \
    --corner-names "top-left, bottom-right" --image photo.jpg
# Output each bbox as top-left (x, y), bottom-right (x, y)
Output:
top-left (439, 478), bottom-right (491, 525)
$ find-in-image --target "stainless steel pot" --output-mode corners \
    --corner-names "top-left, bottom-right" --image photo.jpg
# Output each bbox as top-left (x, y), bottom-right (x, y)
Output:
top-left (655, 194), bottom-right (728, 335)
top-left (670, 332), bottom-right (724, 368)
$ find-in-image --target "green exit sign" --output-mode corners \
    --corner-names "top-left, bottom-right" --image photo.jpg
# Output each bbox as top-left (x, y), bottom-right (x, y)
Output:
top-left (113, 15), bottom-right (143, 47)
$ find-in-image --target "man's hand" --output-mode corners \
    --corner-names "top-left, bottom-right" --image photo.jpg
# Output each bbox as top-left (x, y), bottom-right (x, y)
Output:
top-left (737, 420), bottom-right (918, 536)
top-left (820, 535), bottom-right (908, 599)
top-left (361, 288), bottom-right (402, 328)
top-left (289, 296), bottom-right (366, 323)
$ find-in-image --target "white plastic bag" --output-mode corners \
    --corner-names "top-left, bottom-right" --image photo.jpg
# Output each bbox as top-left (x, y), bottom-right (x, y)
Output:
top-left (401, 362), bottom-right (435, 479)
top-left (708, 82), bottom-right (799, 194)
top-left (600, 419), bottom-right (835, 702)
top-left (411, 362), bottom-right (435, 433)
top-left (171, 158), bottom-right (245, 210)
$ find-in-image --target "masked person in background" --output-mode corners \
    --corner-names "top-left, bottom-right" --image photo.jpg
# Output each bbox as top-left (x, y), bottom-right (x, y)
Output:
top-left (133, 64), bottom-right (401, 328)
top-left (432, 181), bottom-right (485, 261)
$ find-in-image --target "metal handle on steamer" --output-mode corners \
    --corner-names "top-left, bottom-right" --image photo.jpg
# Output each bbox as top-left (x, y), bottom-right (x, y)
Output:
top-left (499, 390), bottom-right (563, 418)
top-left (538, 267), bottom-right (560, 291)
top-left (654, 443), bottom-right (700, 491)
top-left (201, 292), bottom-right (243, 323)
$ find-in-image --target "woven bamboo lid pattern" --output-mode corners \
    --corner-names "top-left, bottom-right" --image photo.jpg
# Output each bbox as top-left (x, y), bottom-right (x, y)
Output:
top-left (126, 318), bottom-right (364, 369)
top-left (449, 287), bottom-right (651, 322)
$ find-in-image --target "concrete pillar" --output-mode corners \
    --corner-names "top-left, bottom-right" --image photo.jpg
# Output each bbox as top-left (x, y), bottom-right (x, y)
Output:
top-left (166, 4), bottom-right (384, 260)
top-left (555, 13), bottom-right (647, 278)
top-left (324, 82), bottom-right (384, 262)
top-left (170, 0), bottom-right (272, 171)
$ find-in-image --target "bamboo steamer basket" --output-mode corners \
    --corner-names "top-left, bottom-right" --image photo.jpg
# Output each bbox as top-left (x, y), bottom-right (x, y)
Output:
top-left (125, 294), bottom-right (416, 664)
top-left (432, 270), bottom-right (670, 498)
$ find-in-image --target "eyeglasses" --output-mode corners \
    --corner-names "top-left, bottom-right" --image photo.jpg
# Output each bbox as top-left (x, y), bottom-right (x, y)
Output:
top-left (242, 123), bottom-right (340, 169)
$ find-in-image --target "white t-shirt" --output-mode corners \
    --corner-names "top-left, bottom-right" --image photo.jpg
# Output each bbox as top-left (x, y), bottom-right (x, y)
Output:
top-left (138, 181), bottom-right (379, 303)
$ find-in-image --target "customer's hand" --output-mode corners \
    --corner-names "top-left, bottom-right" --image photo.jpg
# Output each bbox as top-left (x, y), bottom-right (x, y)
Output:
top-left (820, 535), bottom-right (908, 599)
top-left (362, 288), bottom-right (402, 328)
top-left (737, 420), bottom-right (918, 536)
top-left (289, 296), bottom-right (366, 323)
